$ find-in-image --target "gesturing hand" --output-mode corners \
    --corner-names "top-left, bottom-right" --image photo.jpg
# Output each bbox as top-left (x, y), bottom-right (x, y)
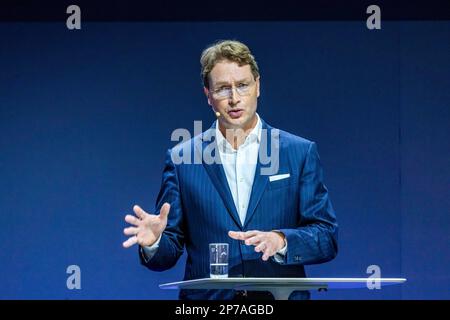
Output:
top-left (228, 230), bottom-right (286, 261)
top-left (122, 203), bottom-right (171, 248)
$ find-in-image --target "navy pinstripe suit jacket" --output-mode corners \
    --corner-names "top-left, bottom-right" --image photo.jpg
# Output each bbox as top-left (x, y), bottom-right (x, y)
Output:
top-left (140, 118), bottom-right (338, 300)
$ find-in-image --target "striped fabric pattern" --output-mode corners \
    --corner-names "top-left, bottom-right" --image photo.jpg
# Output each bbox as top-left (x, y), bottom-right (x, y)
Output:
top-left (140, 118), bottom-right (338, 300)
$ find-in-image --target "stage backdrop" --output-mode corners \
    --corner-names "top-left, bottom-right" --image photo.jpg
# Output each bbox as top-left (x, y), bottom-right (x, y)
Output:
top-left (0, 21), bottom-right (448, 299)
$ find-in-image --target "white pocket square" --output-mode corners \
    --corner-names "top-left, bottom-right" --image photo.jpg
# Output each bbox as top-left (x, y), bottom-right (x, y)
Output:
top-left (269, 173), bottom-right (290, 182)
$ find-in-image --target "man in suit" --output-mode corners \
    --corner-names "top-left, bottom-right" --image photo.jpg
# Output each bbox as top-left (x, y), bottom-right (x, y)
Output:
top-left (122, 40), bottom-right (338, 300)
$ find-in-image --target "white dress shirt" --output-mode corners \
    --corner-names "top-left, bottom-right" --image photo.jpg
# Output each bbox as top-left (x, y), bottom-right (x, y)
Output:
top-left (216, 113), bottom-right (261, 226)
top-left (141, 114), bottom-right (287, 262)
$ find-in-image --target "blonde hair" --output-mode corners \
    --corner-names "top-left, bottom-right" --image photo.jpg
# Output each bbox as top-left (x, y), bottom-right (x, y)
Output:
top-left (200, 40), bottom-right (260, 88)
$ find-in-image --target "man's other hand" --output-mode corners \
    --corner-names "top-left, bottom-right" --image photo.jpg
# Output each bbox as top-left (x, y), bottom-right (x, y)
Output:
top-left (122, 203), bottom-right (170, 248)
top-left (228, 230), bottom-right (286, 261)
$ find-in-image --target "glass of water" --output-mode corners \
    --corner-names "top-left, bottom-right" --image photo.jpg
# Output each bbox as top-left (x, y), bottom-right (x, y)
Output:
top-left (209, 243), bottom-right (228, 278)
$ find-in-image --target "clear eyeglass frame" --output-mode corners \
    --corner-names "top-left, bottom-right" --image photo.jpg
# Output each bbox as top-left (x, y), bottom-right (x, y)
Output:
top-left (210, 80), bottom-right (256, 100)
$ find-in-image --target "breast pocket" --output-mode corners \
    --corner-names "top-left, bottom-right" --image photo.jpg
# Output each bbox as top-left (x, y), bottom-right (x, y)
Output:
top-left (267, 175), bottom-right (298, 190)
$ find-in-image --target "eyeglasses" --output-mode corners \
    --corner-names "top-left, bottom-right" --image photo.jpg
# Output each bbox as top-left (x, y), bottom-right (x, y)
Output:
top-left (210, 81), bottom-right (255, 100)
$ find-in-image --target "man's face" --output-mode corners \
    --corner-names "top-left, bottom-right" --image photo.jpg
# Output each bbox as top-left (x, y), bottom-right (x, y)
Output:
top-left (204, 60), bottom-right (260, 131)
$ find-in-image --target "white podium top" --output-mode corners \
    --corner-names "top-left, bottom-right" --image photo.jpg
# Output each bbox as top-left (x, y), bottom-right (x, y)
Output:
top-left (160, 277), bottom-right (407, 300)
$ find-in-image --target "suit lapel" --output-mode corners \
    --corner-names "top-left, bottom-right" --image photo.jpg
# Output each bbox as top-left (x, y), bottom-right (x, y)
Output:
top-left (244, 121), bottom-right (279, 228)
top-left (199, 123), bottom-right (243, 230)
top-left (243, 159), bottom-right (268, 228)
top-left (198, 119), bottom-right (280, 230)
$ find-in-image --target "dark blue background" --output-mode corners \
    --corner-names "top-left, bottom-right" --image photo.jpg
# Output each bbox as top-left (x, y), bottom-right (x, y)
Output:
top-left (0, 22), bottom-right (448, 299)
